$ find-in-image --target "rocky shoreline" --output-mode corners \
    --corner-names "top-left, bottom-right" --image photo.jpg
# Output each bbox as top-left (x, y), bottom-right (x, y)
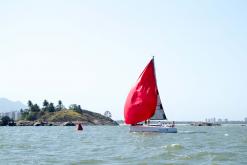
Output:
top-left (1, 109), bottom-right (119, 126)
top-left (15, 120), bottom-right (119, 126)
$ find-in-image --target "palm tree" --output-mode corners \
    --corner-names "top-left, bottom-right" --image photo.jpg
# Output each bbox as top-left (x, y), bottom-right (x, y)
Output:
top-left (27, 100), bottom-right (33, 112)
top-left (27, 100), bottom-right (33, 108)
top-left (43, 100), bottom-right (49, 111)
top-left (43, 100), bottom-right (49, 107)
top-left (48, 103), bottom-right (55, 112)
top-left (32, 104), bottom-right (40, 112)
top-left (57, 100), bottom-right (63, 111)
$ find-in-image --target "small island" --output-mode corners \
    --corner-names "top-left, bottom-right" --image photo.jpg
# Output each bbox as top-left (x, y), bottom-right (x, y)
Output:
top-left (0, 100), bottom-right (119, 126)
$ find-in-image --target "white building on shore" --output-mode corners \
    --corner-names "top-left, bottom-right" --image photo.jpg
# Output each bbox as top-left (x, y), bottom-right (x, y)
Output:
top-left (0, 111), bottom-right (21, 120)
top-left (218, 118), bottom-right (222, 123)
top-left (205, 117), bottom-right (216, 123)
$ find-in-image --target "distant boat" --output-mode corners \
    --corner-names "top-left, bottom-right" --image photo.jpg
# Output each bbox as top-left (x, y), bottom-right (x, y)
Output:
top-left (124, 57), bottom-right (177, 133)
top-left (190, 122), bottom-right (221, 126)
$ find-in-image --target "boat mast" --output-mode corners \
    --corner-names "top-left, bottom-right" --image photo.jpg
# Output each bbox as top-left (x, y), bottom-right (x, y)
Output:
top-left (152, 56), bottom-right (158, 92)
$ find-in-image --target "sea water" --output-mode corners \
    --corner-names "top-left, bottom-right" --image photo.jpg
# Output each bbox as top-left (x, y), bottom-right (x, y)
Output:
top-left (0, 125), bottom-right (247, 165)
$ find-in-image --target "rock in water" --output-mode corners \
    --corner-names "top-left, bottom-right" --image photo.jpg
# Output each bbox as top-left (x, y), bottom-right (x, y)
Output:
top-left (63, 121), bottom-right (75, 126)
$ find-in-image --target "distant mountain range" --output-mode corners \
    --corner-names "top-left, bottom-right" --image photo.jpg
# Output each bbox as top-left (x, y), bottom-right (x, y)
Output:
top-left (0, 98), bottom-right (26, 112)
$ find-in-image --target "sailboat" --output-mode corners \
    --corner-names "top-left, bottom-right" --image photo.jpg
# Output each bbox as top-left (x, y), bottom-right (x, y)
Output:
top-left (124, 57), bottom-right (177, 133)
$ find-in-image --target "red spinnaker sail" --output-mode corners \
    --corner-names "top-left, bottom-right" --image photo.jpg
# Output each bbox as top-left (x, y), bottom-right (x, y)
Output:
top-left (124, 59), bottom-right (158, 124)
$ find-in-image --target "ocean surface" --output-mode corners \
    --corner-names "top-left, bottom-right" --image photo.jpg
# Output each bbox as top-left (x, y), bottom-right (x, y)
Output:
top-left (0, 125), bottom-right (247, 165)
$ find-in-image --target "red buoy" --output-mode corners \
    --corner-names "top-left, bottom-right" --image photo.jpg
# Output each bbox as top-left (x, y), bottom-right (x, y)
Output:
top-left (77, 123), bottom-right (83, 131)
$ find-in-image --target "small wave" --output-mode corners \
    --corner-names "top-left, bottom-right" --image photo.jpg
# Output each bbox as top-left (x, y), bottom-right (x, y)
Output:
top-left (78, 159), bottom-right (105, 164)
top-left (187, 151), bottom-right (235, 162)
top-left (183, 137), bottom-right (191, 140)
top-left (162, 143), bottom-right (184, 150)
top-left (180, 131), bottom-right (207, 134)
top-left (224, 133), bottom-right (229, 136)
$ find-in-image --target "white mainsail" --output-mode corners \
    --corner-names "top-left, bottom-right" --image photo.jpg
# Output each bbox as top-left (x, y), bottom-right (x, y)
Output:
top-left (150, 93), bottom-right (167, 120)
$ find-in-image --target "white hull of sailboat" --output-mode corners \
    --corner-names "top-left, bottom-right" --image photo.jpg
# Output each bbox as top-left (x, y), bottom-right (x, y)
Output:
top-left (130, 125), bottom-right (177, 133)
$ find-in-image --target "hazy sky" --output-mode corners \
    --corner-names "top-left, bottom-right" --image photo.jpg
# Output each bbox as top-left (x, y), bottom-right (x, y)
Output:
top-left (0, 0), bottom-right (247, 121)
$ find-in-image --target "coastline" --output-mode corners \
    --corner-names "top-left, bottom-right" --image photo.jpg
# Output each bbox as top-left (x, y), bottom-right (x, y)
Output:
top-left (14, 120), bottom-right (119, 126)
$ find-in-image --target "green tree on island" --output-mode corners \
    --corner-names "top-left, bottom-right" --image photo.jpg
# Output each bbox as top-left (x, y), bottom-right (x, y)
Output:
top-left (48, 103), bottom-right (55, 112)
top-left (56, 100), bottom-right (63, 111)
top-left (42, 99), bottom-right (49, 112)
top-left (69, 104), bottom-right (83, 114)
top-left (21, 100), bottom-right (41, 121)
top-left (20, 100), bottom-right (85, 121)
top-left (31, 104), bottom-right (40, 112)
top-left (1, 116), bottom-right (13, 126)
top-left (27, 100), bottom-right (33, 112)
